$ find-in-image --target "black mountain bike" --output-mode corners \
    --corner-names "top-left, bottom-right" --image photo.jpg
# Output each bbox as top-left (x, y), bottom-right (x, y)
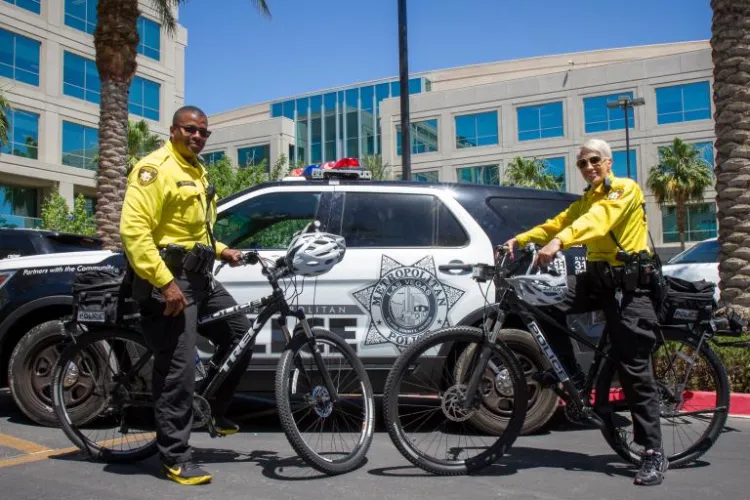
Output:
top-left (383, 244), bottom-right (741, 475)
top-left (51, 244), bottom-right (375, 475)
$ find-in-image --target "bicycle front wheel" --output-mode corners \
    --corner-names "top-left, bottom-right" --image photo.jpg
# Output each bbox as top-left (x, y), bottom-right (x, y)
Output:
top-left (595, 328), bottom-right (730, 468)
top-left (383, 326), bottom-right (527, 476)
top-left (52, 327), bottom-right (158, 463)
top-left (275, 328), bottom-right (375, 475)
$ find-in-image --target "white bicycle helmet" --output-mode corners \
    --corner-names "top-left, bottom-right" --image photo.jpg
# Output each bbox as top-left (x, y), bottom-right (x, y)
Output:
top-left (286, 230), bottom-right (346, 277)
top-left (506, 249), bottom-right (568, 306)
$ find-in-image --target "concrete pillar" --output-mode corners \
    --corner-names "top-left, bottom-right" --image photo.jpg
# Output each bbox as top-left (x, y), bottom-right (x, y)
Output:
top-left (58, 181), bottom-right (75, 209)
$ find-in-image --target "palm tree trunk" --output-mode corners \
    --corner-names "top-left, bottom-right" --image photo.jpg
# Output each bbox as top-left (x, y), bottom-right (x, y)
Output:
top-left (711, 0), bottom-right (750, 316)
top-left (96, 81), bottom-right (130, 249)
top-left (676, 201), bottom-right (687, 252)
top-left (93, 0), bottom-right (139, 250)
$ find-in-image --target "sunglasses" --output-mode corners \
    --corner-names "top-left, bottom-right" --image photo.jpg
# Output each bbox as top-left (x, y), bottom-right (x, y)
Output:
top-left (179, 125), bottom-right (212, 138)
top-left (576, 156), bottom-right (604, 169)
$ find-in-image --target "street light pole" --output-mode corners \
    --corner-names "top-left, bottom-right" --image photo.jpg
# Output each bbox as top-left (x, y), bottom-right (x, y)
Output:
top-left (398, 0), bottom-right (411, 181)
top-left (607, 96), bottom-right (645, 180)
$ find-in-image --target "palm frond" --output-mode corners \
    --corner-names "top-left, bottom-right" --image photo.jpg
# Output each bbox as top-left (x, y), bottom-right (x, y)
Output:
top-left (0, 91), bottom-right (10, 149)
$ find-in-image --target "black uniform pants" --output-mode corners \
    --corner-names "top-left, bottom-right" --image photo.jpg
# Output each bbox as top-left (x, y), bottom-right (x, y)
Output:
top-left (545, 270), bottom-right (662, 450)
top-left (136, 269), bottom-right (252, 465)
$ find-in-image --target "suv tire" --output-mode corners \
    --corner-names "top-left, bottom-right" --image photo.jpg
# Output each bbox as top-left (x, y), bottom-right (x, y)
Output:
top-left (455, 328), bottom-right (559, 435)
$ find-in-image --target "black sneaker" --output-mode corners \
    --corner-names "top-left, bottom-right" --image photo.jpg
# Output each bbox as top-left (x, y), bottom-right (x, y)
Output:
top-left (213, 416), bottom-right (240, 436)
top-left (163, 460), bottom-right (212, 485)
top-left (634, 449), bottom-right (668, 486)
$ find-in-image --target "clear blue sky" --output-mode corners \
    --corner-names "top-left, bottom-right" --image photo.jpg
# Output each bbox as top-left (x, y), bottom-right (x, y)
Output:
top-left (179, 0), bottom-right (712, 115)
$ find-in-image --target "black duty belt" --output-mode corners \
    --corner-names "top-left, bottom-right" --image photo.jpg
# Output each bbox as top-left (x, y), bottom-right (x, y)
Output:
top-left (159, 243), bottom-right (215, 275)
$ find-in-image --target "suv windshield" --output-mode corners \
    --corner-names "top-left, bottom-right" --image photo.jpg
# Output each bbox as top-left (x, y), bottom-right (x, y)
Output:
top-left (667, 239), bottom-right (719, 264)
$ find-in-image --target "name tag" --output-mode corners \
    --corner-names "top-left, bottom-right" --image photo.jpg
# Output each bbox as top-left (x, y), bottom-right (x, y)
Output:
top-left (177, 180), bottom-right (197, 188)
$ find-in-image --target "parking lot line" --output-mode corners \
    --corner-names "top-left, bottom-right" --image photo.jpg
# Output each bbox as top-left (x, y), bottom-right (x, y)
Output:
top-left (0, 433), bottom-right (50, 454)
top-left (0, 432), bottom-right (155, 469)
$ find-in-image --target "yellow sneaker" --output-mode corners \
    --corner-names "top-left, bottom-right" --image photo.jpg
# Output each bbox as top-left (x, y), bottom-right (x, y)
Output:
top-left (214, 416), bottom-right (240, 436)
top-left (164, 461), bottom-right (212, 485)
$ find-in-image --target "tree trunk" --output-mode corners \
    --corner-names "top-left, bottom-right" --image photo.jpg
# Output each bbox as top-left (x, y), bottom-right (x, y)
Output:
top-left (676, 200), bottom-right (687, 252)
top-left (711, 0), bottom-right (750, 317)
top-left (93, 0), bottom-right (139, 250)
top-left (96, 80), bottom-right (130, 249)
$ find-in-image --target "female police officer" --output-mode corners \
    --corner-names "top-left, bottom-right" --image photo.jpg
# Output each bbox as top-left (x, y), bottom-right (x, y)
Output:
top-left (503, 138), bottom-right (667, 486)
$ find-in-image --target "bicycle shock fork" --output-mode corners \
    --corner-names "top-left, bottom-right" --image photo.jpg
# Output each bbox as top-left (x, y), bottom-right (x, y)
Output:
top-left (295, 314), bottom-right (341, 404)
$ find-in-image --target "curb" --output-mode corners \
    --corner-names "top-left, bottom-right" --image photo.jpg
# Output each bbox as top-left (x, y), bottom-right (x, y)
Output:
top-left (605, 389), bottom-right (750, 417)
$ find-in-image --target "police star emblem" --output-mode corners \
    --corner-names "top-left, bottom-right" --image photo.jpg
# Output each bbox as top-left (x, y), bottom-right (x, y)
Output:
top-left (137, 166), bottom-right (158, 186)
top-left (352, 255), bottom-right (466, 350)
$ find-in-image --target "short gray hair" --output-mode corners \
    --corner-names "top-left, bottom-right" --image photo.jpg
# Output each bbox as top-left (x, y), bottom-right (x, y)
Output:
top-left (578, 138), bottom-right (612, 159)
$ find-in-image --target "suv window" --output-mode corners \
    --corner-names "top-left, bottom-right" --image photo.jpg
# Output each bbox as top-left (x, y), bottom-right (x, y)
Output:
top-left (338, 192), bottom-right (468, 248)
top-left (0, 233), bottom-right (37, 259)
top-left (668, 239), bottom-right (719, 264)
top-left (215, 192), bottom-right (324, 249)
top-left (487, 197), bottom-right (572, 233)
top-left (46, 236), bottom-right (102, 253)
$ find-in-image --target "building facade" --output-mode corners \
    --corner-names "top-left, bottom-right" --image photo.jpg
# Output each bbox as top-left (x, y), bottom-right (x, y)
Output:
top-left (0, 0), bottom-right (186, 228)
top-left (205, 41), bottom-right (716, 256)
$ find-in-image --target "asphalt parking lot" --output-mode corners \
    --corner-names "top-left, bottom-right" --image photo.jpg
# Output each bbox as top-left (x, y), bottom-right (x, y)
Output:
top-left (1, 389), bottom-right (749, 500)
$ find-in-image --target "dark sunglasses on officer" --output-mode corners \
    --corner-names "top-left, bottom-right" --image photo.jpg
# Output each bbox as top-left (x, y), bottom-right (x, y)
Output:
top-left (576, 155), bottom-right (606, 169)
top-left (180, 124), bottom-right (212, 138)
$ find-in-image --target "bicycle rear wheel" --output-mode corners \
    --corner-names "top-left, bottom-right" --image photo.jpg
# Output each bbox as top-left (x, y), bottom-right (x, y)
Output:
top-left (275, 328), bottom-right (375, 475)
top-left (52, 327), bottom-right (158, 463)
top-left (383, 326), bottom-right (527, 476)
top-left (595, 328), bottom-right (730, 468)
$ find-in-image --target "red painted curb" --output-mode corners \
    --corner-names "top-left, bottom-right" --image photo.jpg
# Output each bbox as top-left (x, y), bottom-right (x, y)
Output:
top-left (595, 389), bottom-right (750, 417)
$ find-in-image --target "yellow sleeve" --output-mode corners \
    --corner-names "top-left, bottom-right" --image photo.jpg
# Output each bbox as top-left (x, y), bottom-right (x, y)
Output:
top-left (120, 165), bottom-right (174, 288)
top-left (555, 184), bottom-right (638, 249)
top-left (515, 200), bottom-right (580, 247)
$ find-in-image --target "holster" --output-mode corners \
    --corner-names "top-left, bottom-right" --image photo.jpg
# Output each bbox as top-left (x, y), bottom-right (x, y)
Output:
top-left (588, 251), bottom-right (662, 294)
top-left (159, 243), bottom-right (215, 275)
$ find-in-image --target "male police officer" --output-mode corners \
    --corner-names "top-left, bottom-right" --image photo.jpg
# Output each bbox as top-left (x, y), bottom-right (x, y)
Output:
top-left (504, 138), bottom-right (667, 486)
top-left (120, 106), bottom-right (252, 485)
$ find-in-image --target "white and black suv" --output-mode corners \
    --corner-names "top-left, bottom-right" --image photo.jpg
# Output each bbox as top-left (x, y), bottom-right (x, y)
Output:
top-left (0, 175), bottom-right (587, 434)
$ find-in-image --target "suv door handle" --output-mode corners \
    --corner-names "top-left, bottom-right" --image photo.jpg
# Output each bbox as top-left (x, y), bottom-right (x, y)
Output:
top-left (439, 260), bottom-right (471, 275)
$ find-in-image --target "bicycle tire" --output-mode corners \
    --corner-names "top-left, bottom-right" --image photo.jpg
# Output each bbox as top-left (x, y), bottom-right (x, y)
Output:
top-left (275, 328), bottom-right (375, 475)
top-left (52, 328), bottom-right (159, 464)
top-left (383, 326), bottom-right (527, 476)
top-left (595, 330), bottom-right (730, 468)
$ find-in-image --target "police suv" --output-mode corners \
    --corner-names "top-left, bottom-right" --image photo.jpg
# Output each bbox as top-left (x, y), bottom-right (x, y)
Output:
top-left (0, 166), bottom-right (586, 435)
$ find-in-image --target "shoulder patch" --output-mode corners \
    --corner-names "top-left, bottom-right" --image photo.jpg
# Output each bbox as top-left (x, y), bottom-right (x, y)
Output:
top-left (137, 166), bottom-right (159, 186)
top-left (606, 189), bottom-right (624, 200)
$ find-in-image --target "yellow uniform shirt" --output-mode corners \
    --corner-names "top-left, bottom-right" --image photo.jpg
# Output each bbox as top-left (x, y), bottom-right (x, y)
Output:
top-left (120, 141), bottom-right (228, 288)
top-left (515, 174), bottom-right (650, 266)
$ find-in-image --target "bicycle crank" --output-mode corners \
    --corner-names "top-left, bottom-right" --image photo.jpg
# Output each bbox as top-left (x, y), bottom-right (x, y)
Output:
top-left (192, 394), bottom-right (212, 430)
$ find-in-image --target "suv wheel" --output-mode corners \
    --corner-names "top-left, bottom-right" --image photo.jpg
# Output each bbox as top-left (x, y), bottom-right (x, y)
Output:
top-left (8, 321), bottom-right (106, 427)
top-left (454, 328), bottom-right (559, 435)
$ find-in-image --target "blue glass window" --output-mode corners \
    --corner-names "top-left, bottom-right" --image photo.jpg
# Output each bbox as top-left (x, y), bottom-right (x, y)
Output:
top-left (282, 100), bottom-right (295, 120)
top-left (0, 184), bottom-right (38, 228)
top-left (457, 165), bottom-right (499, 185)
top-left (238, 144), bottom-right (270, 168)
top-left (129, 76), bottom-right (160, 120)
top-left (693, 141), bottom-right (714, 168)
top-left (455, 111), bottom-right (498, 148)
top-left (62, 121), bottom-right (99, 170)
top-left (396, 119), bottom-right (438, 155)
top-left (412, 171), bottom-right (439, 182)
top-left (662, 203), bottom-right (717, 243)
top-left (542, 157), bottom-right (566, 190)
top-left (656, 81), bottom-right (711, 125)
top-left (63, 52), bottom-right (100, 104)
top-left (517, 102), bottom-right (564, 141)
top-left (137, 17), bottom-right (160, 60)
top-left (65, 0), bottom-right (98, 35)
top-left (270, 102), bottom-right (283, 118)
top-left (0, 28), bottom-right (41, 86)
top-left (1, 108), bottom-right (39, 159)
top-left (611, 150), bottom-right (637, 180)
top-left (583, 92), bottom-right (635, 133)
top-left (3, 0), bottom-right (41, 14)
top-left (202, 151), bottom-right (225, 164)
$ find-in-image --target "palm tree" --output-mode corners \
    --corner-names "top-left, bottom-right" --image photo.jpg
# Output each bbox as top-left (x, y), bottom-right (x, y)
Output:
top-left (93, 0), bottom-right (271, 249)
top-left (0, 90), bottom-right (10, 151)
top-left (502, 156), bottom-right (561, 191)
top-left (362, 155), bottom-right (392, 180)
top-left (647, 138), bottom-right (713, 252)
top-left (127, 119), bottom-right (163, 174)
top-left (711, 0), bottom-right (750, 316)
